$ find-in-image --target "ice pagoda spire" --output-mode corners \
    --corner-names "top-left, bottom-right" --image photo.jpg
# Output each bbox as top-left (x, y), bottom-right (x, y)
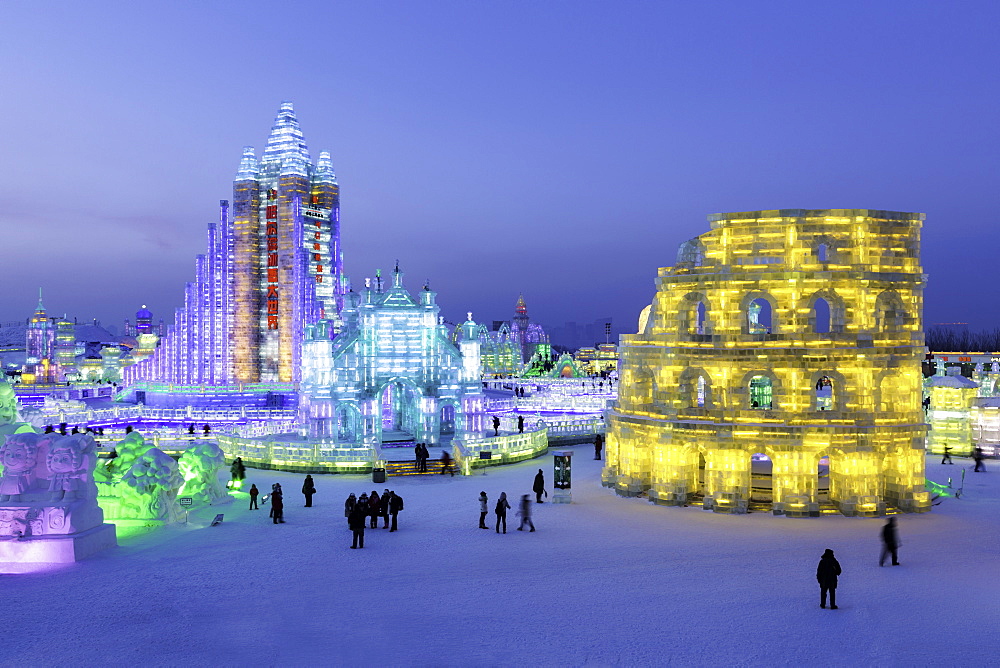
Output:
top-left (314, 150), bottom-right (337, 185)
top-left (515, 294), bottom-right (527, 317)
top-left (260, 101), bottom-right (311, 169)
top-left (235, 146), bottom-right (259, 181)
top-left (35, 288), bottom-right (46, 315)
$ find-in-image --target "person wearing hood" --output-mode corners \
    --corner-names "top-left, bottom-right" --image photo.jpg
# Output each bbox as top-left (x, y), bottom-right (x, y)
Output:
top-left (478, 491), bottom-right (489, 529)
top-left (302, 475), bottom-right (316, 507)
top-left (345, 493), bottom-right (356, 527)
top-left (248, 483), bottom-right (259, 510)
top-left (494, 492), bottom-right (510, 534)
top-left (816, 549), bottom-right (842, 609)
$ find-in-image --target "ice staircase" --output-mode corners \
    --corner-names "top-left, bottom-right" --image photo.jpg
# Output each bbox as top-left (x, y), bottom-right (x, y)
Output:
top-left (384, 460), bottom-right (454, 476)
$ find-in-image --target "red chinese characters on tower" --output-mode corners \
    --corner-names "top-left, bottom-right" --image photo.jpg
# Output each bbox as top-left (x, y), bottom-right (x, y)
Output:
top-left (266, 191), bottom-right (279, 330)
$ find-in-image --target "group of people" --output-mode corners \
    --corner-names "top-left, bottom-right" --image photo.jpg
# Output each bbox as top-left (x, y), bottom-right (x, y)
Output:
top-left (940, 444), bottom-right (989, 471)
top-left (412, 443), bottom-right (431, 472)
top-left (815, 517), bottom-right (902, 610)
top-left (344, 489), bottom-right (405, 548)
top-left (477, 469), bottom-right (548, 534)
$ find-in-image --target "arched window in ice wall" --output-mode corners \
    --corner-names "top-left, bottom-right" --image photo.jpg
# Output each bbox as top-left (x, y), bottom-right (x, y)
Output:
top-left (817, 242), bottom-right (829, 263)
top-left (813, 298), bottom-right (831, 334)
top-left (748, 298), bottom-right (772, 334)
top-left (696, 375), bottom-right (706, 408)
top-left (695, 302), bottom-right (706, 335)
top-left (815, 376), bottom-right (834, 410)
top-left (749, 375), bottom-right (773, 409)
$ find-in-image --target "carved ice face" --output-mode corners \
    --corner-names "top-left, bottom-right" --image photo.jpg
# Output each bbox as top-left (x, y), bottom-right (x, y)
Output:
top-left (48, 447), bottom-right (79, 474)
top-left (1, 442), bottom-right (35, 473)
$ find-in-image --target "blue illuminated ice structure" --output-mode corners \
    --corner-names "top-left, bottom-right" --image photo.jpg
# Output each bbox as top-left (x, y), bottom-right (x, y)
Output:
top-left (300, 266), bottom-right (485, 446)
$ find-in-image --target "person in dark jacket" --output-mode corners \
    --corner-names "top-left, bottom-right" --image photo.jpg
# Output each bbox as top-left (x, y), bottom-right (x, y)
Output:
top-left (478, 491), bottom-right (489, 529)
top-left (419, 443), bottom-right (429, 472)
top-left (441, 451), bottom-right (455, 476)
top-left (302, 475), bottom-right (316, 507)
top-left (594, 434), bottom-right (604, 460)
top-left (368, 490), bottom-right (381, 528)
top-left (248, 483), bottom-right (259, 510)
top-left (380, 488), bottom-right (391, 528)
top-left (816, 548), bottom-right (842, 608)
top-left (973, 446), bottom-right (986, 472)
top-left (879, 517), bottom-right (900, 566)
top-left (517, 415), bottom-right (524, 433)
top-left (492, 416), bottom-right (500, 437)
top-left (533, 469), bottom-right (547, 503)
top-left (941, 445), bottom-right (953, 465)
top-left (495, 492), bottom-right (510, 533)
top-left (271, 485), bottom-right (285, 524)
top-left (388, 491), bottom-right (404, 531)
top-left (345, 493), bottom-right (357, 526)
top-left (349, 498), bottom-right (367, 548)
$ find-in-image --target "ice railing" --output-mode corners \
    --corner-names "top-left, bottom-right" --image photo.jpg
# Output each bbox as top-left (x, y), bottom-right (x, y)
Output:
top-left (216, 433), bottom-right (374, 471)
top-left (21, 403), bottom-right (296, 429)
top-left (494, 414), bottom-right (604, 436)
top-left (453, 426), bottom-right (549, 474)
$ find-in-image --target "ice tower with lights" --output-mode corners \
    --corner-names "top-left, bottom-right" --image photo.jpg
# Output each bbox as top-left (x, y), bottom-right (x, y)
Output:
top-left (605, 209), bottom-right (932, 517)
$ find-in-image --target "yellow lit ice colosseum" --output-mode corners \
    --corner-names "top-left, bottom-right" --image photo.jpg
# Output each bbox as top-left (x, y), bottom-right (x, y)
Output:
top-left (604, 209), bottom-right (931, 517)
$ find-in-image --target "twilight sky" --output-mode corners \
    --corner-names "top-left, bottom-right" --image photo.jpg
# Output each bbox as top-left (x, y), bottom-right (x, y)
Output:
top-left (1, 1), bottom-right (998, 336)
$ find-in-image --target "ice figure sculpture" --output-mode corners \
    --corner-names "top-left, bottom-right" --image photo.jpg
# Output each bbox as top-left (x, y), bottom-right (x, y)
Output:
top-left (178, 442), bottom-right (229, 506)
top-left (96, 431), bottom-right (183, 525)
top-left (0, 432), bottom-right (117, 571)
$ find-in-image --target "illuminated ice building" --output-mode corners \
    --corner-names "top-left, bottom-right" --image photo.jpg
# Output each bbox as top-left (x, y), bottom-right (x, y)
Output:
top-left (605, 209), bottom-right (931, 517)
top-left (124, 102), bottom-right (345, 406)
top-left (300, 266), bottom-right (485, 444)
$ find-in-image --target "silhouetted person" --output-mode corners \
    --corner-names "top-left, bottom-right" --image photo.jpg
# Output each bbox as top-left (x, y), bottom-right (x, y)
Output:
top-left (441, 451), bottom-right (455, 476)
top-left (349, 496), bottom-right (367, 548)
top-left (188, 424), bottom-right (196, 435)
top-left (941, 445), bottom-right (953, 465)
top-left (495, 492), bottom-right (510, 533)
top-left (271, 486), bottom-right (285, 524)
top-left (70, 426), bottom-right (79, 435)
top-left (973, 446), bottom-right (986, 472)
top-left (124, 425), bottom-right (133, 434)
top-left (59, 423), bottom-right (68, 435)
top-left (203, 424), bottom-right (211, 435)
top-left (492, 416), bottom-right (500, 437)
top-left (594, 434), bottom-right (604, 460)
top-left (533, 469), bottom-right (547, 503)
top-left (302, 474), bottom-right (316, 507)
top-left (419, 443), bottom-right (429, 472)
top-left (388, 491), bottom-right (403, 531)
top-left (517, 415), bottom-right (524, 434)
top-left (344, 493), bottom-right (357, 527)
top-left (248, 484), bottom-right (259, 510)
top-left (816, 548), bottom-right (842, 609)
top-left (880, 517), bottom-right (900, 566)
top-left (44, 425), bottom-right (54, 434)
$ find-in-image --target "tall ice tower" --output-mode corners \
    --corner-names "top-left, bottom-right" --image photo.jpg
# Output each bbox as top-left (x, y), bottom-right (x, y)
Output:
top-left (231, 102), bottom-right (344, 382)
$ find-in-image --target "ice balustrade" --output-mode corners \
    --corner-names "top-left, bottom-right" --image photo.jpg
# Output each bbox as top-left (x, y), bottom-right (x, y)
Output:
top-left (453, 427), bottom-right (549, 474)
top-left (216, 433), bottom-right (373, 472)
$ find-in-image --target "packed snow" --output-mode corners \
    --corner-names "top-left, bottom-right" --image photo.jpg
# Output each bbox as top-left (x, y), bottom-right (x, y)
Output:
top-left (2, 449), bottom-right (996, 666)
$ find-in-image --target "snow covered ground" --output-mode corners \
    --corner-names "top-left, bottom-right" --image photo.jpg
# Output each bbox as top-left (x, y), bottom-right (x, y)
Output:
top-left (3, 452), bottom-right (997, 666)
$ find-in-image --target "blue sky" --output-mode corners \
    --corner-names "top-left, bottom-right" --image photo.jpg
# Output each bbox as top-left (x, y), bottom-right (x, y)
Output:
top-left (1, 1), bottom-right (998, 334)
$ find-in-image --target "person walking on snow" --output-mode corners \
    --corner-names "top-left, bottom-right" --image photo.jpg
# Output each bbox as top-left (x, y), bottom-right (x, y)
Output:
top-left (879, 517), bottom-right (900, 566)
top-left (248, 483), bottom-right (259, 510)
top-left (517, 494), bottom-right (535, 532)
top-left (478, 491), bottom-right (489, 529)
top-left (941, 445), bottom-right (953, 465)
top-left (441, 451), bottom-right (455, 476)
top-left (380, 488), bottom-right (391, 528)
top-left (973, 446), bottom-right (986, 472)
top-left (495, 492), bottom-right (510, 533)
top-left (594, 434), bottom-right (604, 460)
top-left (302, 474), bottom-right (316, 507)
top-left (533, 469), bottom-right (547, 503)
top-left (270, 484), bottom-right (285, 524)
top-left (816, 548), bottom-right (842, 609)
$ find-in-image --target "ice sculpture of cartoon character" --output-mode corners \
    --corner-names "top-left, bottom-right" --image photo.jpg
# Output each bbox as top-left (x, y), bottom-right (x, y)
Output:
top-left (119, 448), bottom-right (183, 524)
top-left (0, 433), bottom-right (41, 502)
top-left (0, 382), bottom-right (19, 425)
top-left (178, 441), bottom-right (229, 506)
top-left (47, 434), bottom-right (97, 502)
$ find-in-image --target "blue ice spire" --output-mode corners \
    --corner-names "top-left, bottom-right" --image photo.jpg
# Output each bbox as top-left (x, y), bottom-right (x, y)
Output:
top-left (235, 146), bottom-right (259, 181)
top-left (260, 101), bottom-right (312, 171)
top-left (314, 151), bottom-right (337, 185)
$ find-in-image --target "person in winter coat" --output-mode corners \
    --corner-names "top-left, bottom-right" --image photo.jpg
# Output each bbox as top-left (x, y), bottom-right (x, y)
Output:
top-left (230, 457), bottom-right (246, 485)
top-left (517, 415), bottom-right (525, 434)
top-left (517, 494), bottom-right (535, 532)
top-left (533, 469), bottom-right (547, 503)
top-left (302, 475), bottom-right (316, 507)
top-left (441, 451), bottom-right (455, 476)
top-left (879, 517), bottom-right (900, 566)
top-left (271, 485), bottom-right (285, 524)
top-left (345, 493), bottom-right (357, 527)
top-left (594, 434), bottom-right (604, 460)
top-left (349, 498), bottom-right (367, 548)
top-left (478, 491), bottom-right (489, 529)
top-left (248, 483), bottom-right (259, 510)
top-left (368, 490), bottom-right (381, 528)
top-left (388, 491), bottom-right (404, 531)
top-left (379, 488), bottom-right (391, 528)
top-left (495, 492), bottom-right (510, 533)
top-left (816, 548), bottom-right (842, 608)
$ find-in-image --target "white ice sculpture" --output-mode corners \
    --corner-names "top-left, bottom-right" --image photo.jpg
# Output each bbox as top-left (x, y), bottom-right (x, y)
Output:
top-left (177, 441), bottom-right (229, 506)
top-left (96, 431), bottom-right (183, 525)
top-left (0, 432), bottom-right (117, 571)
